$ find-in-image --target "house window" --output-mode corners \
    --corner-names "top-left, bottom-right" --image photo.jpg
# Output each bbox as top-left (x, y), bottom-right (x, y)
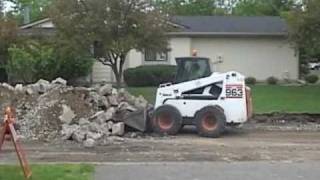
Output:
top-left (145, 50), bottom-right (168, 61)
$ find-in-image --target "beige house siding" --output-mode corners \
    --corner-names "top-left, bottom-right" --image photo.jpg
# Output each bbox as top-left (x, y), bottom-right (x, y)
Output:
top-left (89, 37), bottom-right (299, 83)
top-left (190, 37), bottom-right (298, 80)
top-left (169, 38), bottom-right (192, 65)
top-left (91, 61), bottom-right (114, 83)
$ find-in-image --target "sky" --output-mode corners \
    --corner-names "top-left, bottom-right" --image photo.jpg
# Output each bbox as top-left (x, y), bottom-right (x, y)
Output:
top-left (3, 1), bottom-right (14, 12)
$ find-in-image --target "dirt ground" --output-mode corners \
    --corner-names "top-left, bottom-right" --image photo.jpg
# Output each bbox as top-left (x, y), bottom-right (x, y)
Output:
top-left (1, 122), bottom-right (320, 164)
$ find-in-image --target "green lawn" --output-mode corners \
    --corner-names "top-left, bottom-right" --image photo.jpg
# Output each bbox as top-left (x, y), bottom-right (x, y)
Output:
top-left (0, 164), bottom-right (94, 180)
top-left (128, 85), bottom-right (320, 114)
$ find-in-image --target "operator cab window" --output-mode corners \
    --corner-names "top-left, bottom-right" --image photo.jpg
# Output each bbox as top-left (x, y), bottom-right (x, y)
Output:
top-left (175, 57), bottom-right (212, 83)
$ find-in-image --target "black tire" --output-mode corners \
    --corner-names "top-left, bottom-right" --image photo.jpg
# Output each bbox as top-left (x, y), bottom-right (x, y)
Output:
top-left (195, 106), bottom-right (226, 138)
top-left (151, 105), bottom-right (182, 135)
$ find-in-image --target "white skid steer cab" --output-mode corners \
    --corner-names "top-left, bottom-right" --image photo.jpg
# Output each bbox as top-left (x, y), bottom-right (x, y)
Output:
top-left (150, 57), bottom-right (253, 138)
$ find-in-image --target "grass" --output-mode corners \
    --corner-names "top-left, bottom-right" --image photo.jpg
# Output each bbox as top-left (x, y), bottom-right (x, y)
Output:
top-left (128, 87), bottom-right (158, 104)
top-left (128, 85), bottom-right (320, 114)
top-left (251, 85), bottom-right (320, 114)
top-left (0, 164), bottom-right (94, 180)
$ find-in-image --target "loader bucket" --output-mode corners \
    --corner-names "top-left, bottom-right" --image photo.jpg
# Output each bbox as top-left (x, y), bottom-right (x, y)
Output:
top-left (123, 107), bottom-right (152, 132)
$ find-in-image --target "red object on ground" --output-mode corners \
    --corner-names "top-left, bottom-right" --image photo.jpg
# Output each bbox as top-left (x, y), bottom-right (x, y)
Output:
top-left (0, 107), bottom-right (32, 179)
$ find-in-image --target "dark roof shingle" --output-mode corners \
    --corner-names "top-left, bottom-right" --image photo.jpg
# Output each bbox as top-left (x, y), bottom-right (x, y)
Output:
top-left (171, 16), bottom-right (288, 36)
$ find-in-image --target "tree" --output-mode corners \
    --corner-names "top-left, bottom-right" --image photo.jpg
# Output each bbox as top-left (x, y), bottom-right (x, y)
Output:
top-left (154, 0), bottom-right (222, 16)
top-left (288, 0), bottom-right (320, 67)
top-left (49, 0), bottom-right (170, 87)
top-left (7, 0), bottom-right (52, 24)
top-left (233, 0), bottom-right (297, 16)
top-left (0, 0), bottom-right (3, 15)
top-left (0, 12), bottom-right (17, 82)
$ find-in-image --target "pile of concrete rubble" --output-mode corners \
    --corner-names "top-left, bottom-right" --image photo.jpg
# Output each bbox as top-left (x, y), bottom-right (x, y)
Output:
top-left (0, 78), bottom-right (149, 147)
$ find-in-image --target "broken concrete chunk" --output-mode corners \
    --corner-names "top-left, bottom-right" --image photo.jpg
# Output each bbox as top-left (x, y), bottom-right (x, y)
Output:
top-left (34, 79), bottom-right (51, 93)
top-left (52, 77), bottom-right (67, 86)
top-left (1, 83), bottom-right (14, 91)
top-left (111, 88), bottom-right (118, 95)
top-left (118, 102), bottom-right (137, 112)
top-left (79, 118), bottom-right (90, 126)
top-left (61, 124), bottom-right (79, 140)
top-left (88, 91), bottom-right (105, 107)
top-left (72, 130), bottom-right (86, 143)
top-left (102, 96), bottom-right (110, 109)
top-left (101, 123), bottom-right (111, 136)
top-left (117, 89), bottom-right (135, 103)
top-left (134, 95), bottom-right (148, 109)
top-left (89, 108), bottom-right (115, 125)
top-left (105, 107), bottom-right (116, 121)
top-left (90, 111), bottom-right (104, 119)
top-left (86, 131), bottom-right (103, 140)
top-left (98, 84), bottom-right (113, 96)
top-left (83, 138), bottom-right (95, 148)
top-left (26, 87), bottom-right (34, 95)
top-left (59, 105), bottom-right (76, 124)
top-left (14, 84), bottom-right (24, 92)
top-left (108, 95), bottom-right (119, 106)
top-left (89, 122), bottom-right (103, 133)
top-left (112, 122), bottom-right (125, 136)
top-left (90, 111), bottom-right (105, 123)
top-left (107, 121), bottom-right (114, 130)
top-left (37, 79), bottom-right (50, 85)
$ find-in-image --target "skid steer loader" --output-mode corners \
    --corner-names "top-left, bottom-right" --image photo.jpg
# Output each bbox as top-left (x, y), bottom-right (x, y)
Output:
top-left (149, 56), bottom-right (253, 138)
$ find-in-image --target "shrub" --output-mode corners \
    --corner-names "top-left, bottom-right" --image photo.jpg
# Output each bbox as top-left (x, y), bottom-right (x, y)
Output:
top-left (267, 76), bottom-right (278, 85)
top-left (0, 68), bottom-right (7, 82)
top-left (6, 40), bottom-right (93, 83)
top-left (124, 65), bottom-right (176, 86)
top-left (7, 44), bottom-right (40, 83)
top-left (245, 77), bottom-right (257, 85)
top-left (54, 44), bottom-right (93, 81)
top-left (305, 74), bottom-right (319, 84)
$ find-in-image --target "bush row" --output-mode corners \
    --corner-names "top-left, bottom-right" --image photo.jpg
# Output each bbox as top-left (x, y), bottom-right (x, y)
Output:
top-left (124, 65), bottom-right (176, 87)
top-left (245, 75), bottom-right (319, 85)
top-left (125, 66), bottom-right (320, 87)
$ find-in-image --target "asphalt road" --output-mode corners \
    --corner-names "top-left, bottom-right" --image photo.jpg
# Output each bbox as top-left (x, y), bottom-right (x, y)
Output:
top-left (95, 161), bottom-right (320, 180)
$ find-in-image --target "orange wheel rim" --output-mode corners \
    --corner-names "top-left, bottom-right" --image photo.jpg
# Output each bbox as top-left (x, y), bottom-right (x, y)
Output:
top-left (157, 113), bottom-right (174, 130)
top-left (202, 113), bottom-right (217, 131)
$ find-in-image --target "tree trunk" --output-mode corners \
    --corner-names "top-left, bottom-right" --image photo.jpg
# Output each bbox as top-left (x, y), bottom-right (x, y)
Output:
top-left (103, 52), bottom-right (127, 88)
top-left (114, 70), bottom-right (122, 88)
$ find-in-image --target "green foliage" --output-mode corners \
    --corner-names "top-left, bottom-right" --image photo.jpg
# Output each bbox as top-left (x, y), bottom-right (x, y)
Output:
top-left (288, 0), bottom-right (320, 59)
top-left (245, 76), bottom-right (257, 85)
top-left (7, 44), bottom-right (39, 82)
top-left (233, 0), bottom-right (297, 16)
top-left (54, 41), bottom-right (93, 81)
top-left (0, 17), bottom-right (17, 82)
top-left (124, 65), bottom-right (176, 87)
top-left (266, 76), bottom-right (279, 85)
top-left (50, 0), bottom-right (170, 87)
top-left (0, 164), bottom-right (94, 180)
top-left (305, 74), bottom-right (319, 84)
top-left (299, 54), bottom-right (310, 77)
top-left (6, 0), bottom-right (53, 24)
top-left (0, 18), bottom-right (17, 62)
top-left (6, 40), bottom-right (93, 83)
top-left (154, 0), bottom-right (223, 16)
top-left (154, 0), bottom-right (299, 16)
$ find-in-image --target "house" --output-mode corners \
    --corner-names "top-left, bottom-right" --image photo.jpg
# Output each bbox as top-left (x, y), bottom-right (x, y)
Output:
top-left (20, 16), bottom-right (299, 83)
